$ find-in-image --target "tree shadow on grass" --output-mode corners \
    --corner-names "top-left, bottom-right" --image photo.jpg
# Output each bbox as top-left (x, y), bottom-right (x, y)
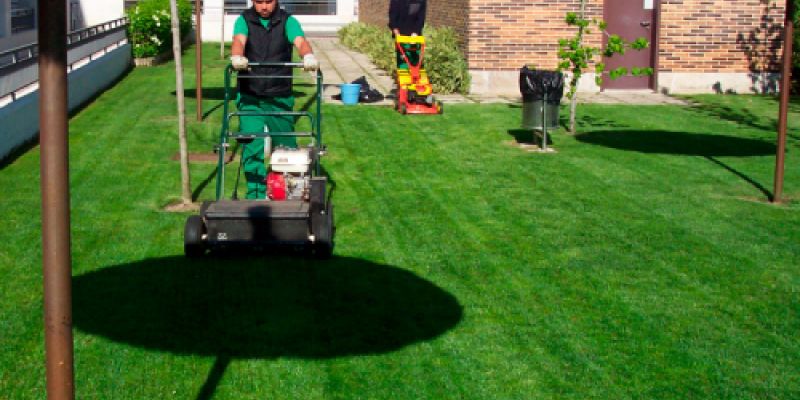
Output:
top-left (575, 130), bottom-right (775, 157)
top-left (685, 95), bottom-right (800, 137)
top-left (73, 255), bottom-right (462, 398)
top-left (687, 99), bottom-right (776, 132)
top-left (576, 130), bottom-right (777, 200)
top-left (178, 87), bottom-right (312, 100)
top-left (181, 86), bottom-right (316, 120)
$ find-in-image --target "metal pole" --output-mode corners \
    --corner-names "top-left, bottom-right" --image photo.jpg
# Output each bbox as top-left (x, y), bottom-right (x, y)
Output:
top-left (38, 0), bottom-right (74, 398)
top-left (773, 0), bottom-right (795, 203)
top-left (195, 0), bottom-right (203, 121)
top-left (541, 88), bottom-right (548, 152)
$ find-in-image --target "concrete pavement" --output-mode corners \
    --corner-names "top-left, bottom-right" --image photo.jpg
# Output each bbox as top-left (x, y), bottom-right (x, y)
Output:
top-left (307, 36), bottom-right (688, 106)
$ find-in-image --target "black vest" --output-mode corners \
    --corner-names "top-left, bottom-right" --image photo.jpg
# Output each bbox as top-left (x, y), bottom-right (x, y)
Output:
top-left (238, 8), bottom-right (293, 97)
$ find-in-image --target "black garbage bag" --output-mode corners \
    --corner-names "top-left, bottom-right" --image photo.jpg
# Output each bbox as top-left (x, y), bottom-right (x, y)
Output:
top-left (332, 76), bottom-right (385, 103)
top-left (519, 66), bottom-right (564, 103)
top-left (351, 76), bottom-right (369, 87)
top-left (360, 87), bottom-right (385, 103)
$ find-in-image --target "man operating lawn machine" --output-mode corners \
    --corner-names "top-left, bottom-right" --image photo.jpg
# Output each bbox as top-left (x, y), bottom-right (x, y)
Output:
top-left (183, 0), bottom-right (333, 258)
top-left (393, 34), bottom-right (442, 115)
top-left (389, 0), bottom-right (442, 115)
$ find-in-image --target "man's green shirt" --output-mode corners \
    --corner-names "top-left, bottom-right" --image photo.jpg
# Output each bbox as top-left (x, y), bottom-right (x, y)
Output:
top-left (233, 14), bottom-right (305, 43)
top-left (233, 13), bottom-right (304, 102)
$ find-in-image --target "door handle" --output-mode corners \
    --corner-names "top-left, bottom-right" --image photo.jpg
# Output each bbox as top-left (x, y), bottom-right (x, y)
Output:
top-left (640, 21), bottom-right (651, 27)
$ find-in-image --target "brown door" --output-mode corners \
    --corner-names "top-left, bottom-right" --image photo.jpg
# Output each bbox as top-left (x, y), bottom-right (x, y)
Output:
top-left (603, 0), bottom-right (656, 90)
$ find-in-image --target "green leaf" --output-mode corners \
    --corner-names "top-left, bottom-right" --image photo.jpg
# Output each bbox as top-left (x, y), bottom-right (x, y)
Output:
top-left (565, 12), bottom-right (578, 24)
top-left (595, 63), bottom-right (606, 74)
top-left (609, 67), bottom-right (628, 79)
top-left (631, 37), bottom-right (650, 50)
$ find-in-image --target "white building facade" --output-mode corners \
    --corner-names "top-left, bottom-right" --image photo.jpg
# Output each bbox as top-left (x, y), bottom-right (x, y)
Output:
top-left (0, 0), bottom-right (123, 51)
top-left (201, 0), bottom-right (357, 41)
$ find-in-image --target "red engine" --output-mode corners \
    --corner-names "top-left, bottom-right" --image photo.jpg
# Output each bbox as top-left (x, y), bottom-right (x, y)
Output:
top-left (266, 172), bottom-right (286, 200)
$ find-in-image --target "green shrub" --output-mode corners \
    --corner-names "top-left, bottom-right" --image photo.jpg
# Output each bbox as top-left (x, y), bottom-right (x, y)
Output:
top-left (424, 27), bottom-right (471, 94)
top-left (337, 22), bottom-right (471, 94)
top-left (126, 0), bottom-right (192, 58)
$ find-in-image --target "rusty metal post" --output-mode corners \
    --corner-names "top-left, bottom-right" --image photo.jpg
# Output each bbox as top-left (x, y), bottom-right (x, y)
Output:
top-left (773, 0), bottom-right (795, 203)
top-left (38, 0), bottom-right (74, 398)
top-left (196, 0), bottom-right (203, 121)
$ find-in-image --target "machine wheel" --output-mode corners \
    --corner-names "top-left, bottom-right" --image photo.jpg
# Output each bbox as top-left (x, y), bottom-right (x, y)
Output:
top-left (436, 101), bottom-right (444, 114)
top-left (313, 203), bottom-right (334, 259)
top-left (184, 215), bottom-right (206, 258)
top-left (399, 103), bottom-right (407, 115)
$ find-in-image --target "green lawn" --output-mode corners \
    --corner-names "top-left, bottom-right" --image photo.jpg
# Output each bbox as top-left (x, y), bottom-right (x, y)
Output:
top-left (1, 43), bottom-right (799, 399)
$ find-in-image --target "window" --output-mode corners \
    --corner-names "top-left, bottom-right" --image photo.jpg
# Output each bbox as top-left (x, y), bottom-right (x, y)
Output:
top-left (0, 1), bottom-right (6, 38)
top-left (281, 0), bottom-right (336, 15)
top-left (225, 0), bottom-right (247, 15)
top-left (11, 0), bottom-right (36, 34)
top-left (223, 0), bottom-right (337, 16)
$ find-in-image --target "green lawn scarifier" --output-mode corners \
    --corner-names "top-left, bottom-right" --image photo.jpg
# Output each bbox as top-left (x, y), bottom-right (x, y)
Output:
top-left (183, 62), bottom-right (334, 258)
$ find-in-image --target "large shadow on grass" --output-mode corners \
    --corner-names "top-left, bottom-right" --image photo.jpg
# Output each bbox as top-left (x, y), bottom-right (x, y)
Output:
top-left (576, 130), bottom-right (777, 199)
top-left (73, 255), bottom-right (462, 399)
top-left (73, 255), bottom-right (462, 359)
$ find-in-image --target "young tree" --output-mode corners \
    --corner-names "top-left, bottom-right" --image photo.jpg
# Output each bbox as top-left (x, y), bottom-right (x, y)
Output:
top-left (170, 0), bottom-right (192, 205)
top-left (558, 0), bottom-right (652, 133)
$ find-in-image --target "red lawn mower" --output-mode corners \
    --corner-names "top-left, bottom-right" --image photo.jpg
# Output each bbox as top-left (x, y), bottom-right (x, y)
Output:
top-left (394, 35), bottom-right (443, 115)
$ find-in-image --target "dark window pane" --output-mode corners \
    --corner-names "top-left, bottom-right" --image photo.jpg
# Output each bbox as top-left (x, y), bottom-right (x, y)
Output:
top-left (11, 0), bottom-right (36, 33)
top-left (281, 0), bottom-right (336, 15)
top-left (225, 0), bottom-right (247, 15)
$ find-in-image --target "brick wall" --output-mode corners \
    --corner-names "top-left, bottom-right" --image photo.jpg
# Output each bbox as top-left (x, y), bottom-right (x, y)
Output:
top-left (358, 0), bottom-right (787, 74)
top-left (469, 0), bottom-right (604, 71)
top-left (427, 0), bottom-right (470, 50)
top-left (358, 0), bottom-right (389, 28)
top-left (359, 0), bottom-right (470, 48)
top-left (358, 0), bottom-right (602, 70)
top-left (659, 0), bottom-right (786, 72)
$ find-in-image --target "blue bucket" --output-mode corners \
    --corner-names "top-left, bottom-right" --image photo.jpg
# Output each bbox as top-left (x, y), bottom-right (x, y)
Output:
top-left (340, 83), bottom-right (361, 105)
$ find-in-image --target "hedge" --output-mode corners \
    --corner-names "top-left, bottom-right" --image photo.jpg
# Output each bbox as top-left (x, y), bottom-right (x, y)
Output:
top-left (337, 23), bottom-right (471, 95)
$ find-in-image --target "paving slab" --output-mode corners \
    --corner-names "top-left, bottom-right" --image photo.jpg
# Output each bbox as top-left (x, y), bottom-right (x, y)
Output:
top-left (307, 36), bottom-right (689, 107)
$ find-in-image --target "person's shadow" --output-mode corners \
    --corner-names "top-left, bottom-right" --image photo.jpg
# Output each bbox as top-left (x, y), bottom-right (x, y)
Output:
top-left (72, 255), bottom-right (463, 399)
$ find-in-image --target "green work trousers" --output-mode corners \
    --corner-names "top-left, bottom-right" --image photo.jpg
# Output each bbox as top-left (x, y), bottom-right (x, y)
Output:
top-left (236, 93), bottom-right (297, 199)
top-left (396, 43), bottom-right (421, 70)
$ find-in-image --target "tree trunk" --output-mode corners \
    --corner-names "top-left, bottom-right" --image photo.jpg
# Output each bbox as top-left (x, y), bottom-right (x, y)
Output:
top-left (568, 0), bottom-right (586, 134)
top-left (170, 0), bottom-right (192, 204)
top-left (569, 92), bottom-right (578, 134)
top-left (195, 0), bottom-right (203, 121)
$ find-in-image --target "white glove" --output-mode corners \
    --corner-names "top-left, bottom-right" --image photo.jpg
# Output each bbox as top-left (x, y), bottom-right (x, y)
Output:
top-left (303, 53), bottom-right (319, 71)
top-left (230, 55), bottom-right (249, 71)
top-left (411, 33), bottom-right (418, 37)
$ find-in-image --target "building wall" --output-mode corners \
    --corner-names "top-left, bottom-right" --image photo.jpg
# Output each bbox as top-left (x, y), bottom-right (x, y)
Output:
top-left (427, 0), bottom-right (469, 48)
top-left (200, 0), bottom-right (358, 40)
top-left (358, 0), bottom-right (789, 94)
top-left (78, 0), bottom-right (124, 27)
top-left (359, 0), bottom-right (470, 49)
top-left (465, 0), bottom-right (602, 71)
top-left (658, 0), bottom-right (785, 73)
top-left (358, 0), bottom-right (388, 28)
top-left (1, 0), bottom-right (125, 52)
top-left (0, 44), bottom-right (131, 161)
